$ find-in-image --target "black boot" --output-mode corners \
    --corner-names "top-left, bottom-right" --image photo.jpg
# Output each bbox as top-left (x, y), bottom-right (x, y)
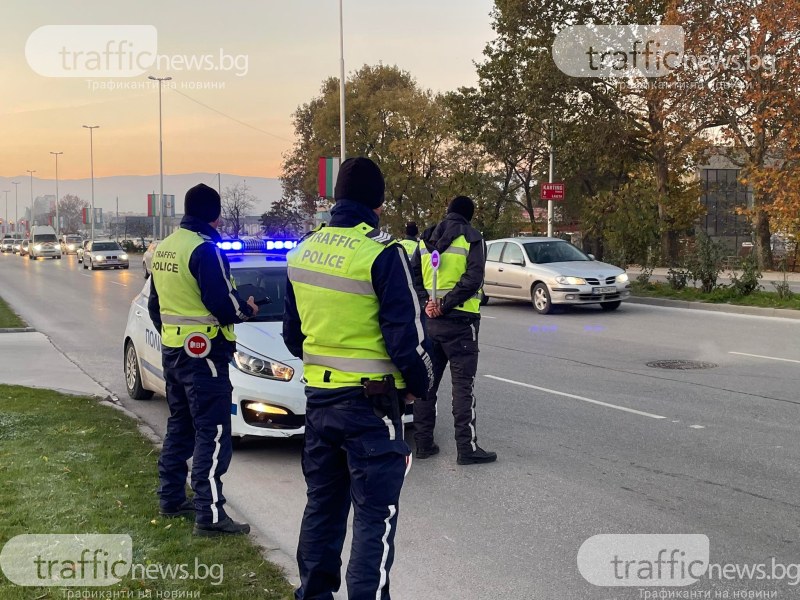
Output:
top-left (457, 446), bottom-right (497, 465)
top-left (160, 499), bottom-right (195, 518)
top-left (193, 517), bottom-right (251, 537)
top-left (416, 443), bottom-right (440, 459)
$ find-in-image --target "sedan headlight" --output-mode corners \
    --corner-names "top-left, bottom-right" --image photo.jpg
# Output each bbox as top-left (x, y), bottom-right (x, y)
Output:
top-left (94, 255), bottom-right (104, 260)
top-left (616, 273), bottom-right (629, 283)
top-left (233, 349), bottom-right (294, 381)
top-left (120, 253), bottom-right (129, 260)
top-left (555, 276), bottom-right (587, 285)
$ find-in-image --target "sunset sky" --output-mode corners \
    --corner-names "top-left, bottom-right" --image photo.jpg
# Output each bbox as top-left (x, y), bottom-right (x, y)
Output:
top-left (0, 0), bottom-right (495, 181)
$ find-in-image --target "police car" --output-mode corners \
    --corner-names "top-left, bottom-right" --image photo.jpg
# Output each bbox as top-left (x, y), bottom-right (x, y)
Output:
top-left (122, 238), bottom-right (307, 440)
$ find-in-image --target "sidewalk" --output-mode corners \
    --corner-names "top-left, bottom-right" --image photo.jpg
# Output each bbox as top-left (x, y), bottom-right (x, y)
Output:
top-left (0, 330), bottom-right (109, 397)
top-left (627, 266), bottom-right (800, 286)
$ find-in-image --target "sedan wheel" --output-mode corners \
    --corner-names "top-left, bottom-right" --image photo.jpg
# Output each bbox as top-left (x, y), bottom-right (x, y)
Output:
top-left (125, 342), bottom-right (154, 400)
top-left (89, 259), bottom-right (94, 270)
top-left (531, 283), bottom-right (554, 315)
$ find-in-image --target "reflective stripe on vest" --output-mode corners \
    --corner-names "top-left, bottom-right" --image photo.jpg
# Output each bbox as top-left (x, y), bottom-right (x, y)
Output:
top-left (420, 235), bottom-right (481, 314)
top-left (151, 228), bottom-right (236, 347)
top-left (286, 223), bottom-right (405, 389)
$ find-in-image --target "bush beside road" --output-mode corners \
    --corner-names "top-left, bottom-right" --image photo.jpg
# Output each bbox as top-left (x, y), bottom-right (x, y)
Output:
top-left (0, 385), bottom-right (294, 599)
top-left (631, 281), bottom-right (800, 310)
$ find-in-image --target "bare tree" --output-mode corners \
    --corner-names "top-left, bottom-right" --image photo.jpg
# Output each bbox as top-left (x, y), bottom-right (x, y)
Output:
top-left (221, 182), bottom-right (256, 238)
top-left (57, 194), bottom-right (89, 234)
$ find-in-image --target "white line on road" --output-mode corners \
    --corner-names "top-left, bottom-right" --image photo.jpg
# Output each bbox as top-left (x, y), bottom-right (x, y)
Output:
top-left (690, 425), bottom-right (705, 429)
top-left (729, 351), bottom-right (800, 364)
top-left (482, 316), bottom-right (496, 319)
top-left (484, 375), bottom-right (667, 420)
top-left (111, 281), bottom-right (127, 287)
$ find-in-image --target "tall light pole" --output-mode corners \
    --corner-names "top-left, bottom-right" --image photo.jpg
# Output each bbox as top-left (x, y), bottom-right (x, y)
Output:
top-left (83, 125), bottom-right (100, 241)
top-left (148, 75), bottom-right (171, 240)
top-left (11, 182), bottom-right (19, 233)
top-left (26, 170), bottom-right (36, 233)
top-left (50, 151), bottom-right (63, 234)
top-left (338, 0), bottom-right (346, 162)
top-left (546, 121), bottom-right (555, 238)
top-left (2, 191), bottom-right (8, 235)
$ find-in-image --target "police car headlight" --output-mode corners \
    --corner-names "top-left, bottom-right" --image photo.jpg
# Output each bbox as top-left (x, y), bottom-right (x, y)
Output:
top-left (233, 350), bottom-right (294, 381)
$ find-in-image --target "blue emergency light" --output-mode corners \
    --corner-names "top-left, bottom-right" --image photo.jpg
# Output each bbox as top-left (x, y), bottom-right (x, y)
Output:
top-left (216, 238), bottom-right (298, 254)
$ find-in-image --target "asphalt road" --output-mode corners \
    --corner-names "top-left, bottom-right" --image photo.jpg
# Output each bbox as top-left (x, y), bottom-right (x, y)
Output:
top-left (2, 251), bottom-right (800, 599)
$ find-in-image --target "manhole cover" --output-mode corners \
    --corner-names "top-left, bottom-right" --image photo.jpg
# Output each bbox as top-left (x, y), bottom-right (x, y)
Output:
top-left (646, 360), bottom-right (718, 370)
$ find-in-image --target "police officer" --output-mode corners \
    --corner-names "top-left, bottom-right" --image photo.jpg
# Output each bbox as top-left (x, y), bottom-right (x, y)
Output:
top-left (410, 195), bottom-right (497, 465)
top-left (284, 157), bottom-right (431, 600)
top-left (398, 221), bottom-right (419, 256)
top-left (148, 183), bottom-right (258, 536)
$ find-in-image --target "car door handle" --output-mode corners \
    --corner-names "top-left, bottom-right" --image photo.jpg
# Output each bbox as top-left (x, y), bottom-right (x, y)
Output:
top-left (498, 268), bottom-right (504, 272)
top-left (135, 310), bottom-right (143, 318)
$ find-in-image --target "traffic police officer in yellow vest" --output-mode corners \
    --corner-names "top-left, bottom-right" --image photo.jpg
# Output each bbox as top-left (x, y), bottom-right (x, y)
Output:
top-left (410, 195), bottom-right (497, 465)
top-left (284, 157), bottom-right (432, 600)
top-left (398, 221), bottom-right (419, 256)
top-left (148, 183), bottom-right (258, 536)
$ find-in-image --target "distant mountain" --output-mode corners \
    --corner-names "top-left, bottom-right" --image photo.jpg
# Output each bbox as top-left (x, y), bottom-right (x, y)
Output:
top-left (0, 173), bottom-right (282, 216)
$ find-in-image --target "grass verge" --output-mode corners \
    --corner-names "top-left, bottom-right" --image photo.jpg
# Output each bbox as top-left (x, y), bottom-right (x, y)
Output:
top-left (631, 281), bottom-right (800, 310)
top-left (0, 296), bottom-right (26, 328)
top-left (0, 385), bottom-right (293, 599)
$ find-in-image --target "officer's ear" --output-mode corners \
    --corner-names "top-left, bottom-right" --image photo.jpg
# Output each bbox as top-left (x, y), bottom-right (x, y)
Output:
top-left (209, 217), bottom-right (221, 230)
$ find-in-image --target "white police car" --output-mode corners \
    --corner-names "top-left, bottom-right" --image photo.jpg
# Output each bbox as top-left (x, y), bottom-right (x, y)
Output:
top-left (122, 239), bottom-right (307, 440)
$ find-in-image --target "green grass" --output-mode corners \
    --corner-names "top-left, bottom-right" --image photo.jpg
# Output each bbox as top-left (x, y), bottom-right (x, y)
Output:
top-left (0, 385), bottom-right (293, 599)
top-left (0, 296), bottom-right (26, 328)
top-left (632, 281), bottom-right (800, 310)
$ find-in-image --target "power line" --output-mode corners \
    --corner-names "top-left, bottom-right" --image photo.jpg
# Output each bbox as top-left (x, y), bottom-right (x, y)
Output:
top-left (170, 89), bottom-right (293, 143)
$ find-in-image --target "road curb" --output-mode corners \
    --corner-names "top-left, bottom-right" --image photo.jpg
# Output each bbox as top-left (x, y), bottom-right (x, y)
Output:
top-left (627, 295), bottom-right (800, 319)
top-left (0, 327), bottom-right (36, 333)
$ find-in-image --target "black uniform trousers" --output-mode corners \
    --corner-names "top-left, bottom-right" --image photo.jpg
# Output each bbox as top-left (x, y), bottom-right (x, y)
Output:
top-left (157, 336), bottom-right (234, 525)
top-left (413, 316), bottom-right (480, 454)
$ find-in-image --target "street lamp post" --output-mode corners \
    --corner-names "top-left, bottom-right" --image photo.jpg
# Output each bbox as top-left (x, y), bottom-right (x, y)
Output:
top-left (338, 0), bottom-right (346, 162)
top-left (11, 182), bottom-right (19, 233)
top-left (83, 125), bottom-right (99, 241)
top-left (50, 151), bottom-right (63, 234)
top-left (26, 170), bottom-right (36, 233)
top-left (546, 122), bottom-right (555, 238)
top-left (2, 191), bottom-right (8, 235)
top-left (148, 75), bottom-right (172, 240)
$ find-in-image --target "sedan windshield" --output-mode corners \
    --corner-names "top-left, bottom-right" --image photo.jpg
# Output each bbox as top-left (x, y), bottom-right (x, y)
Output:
top-left (92, 242), bottom-right (123, 251)
top-left (231, 266), bottom-right (287, 322)
top-left (524, 241), bottom-right (590, 264)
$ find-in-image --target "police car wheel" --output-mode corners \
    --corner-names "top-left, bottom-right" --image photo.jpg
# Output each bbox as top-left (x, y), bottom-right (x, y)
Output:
top-left (125, 341), bottom-right (154, 400)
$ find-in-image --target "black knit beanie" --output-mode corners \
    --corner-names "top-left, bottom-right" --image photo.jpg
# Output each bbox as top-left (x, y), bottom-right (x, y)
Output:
top-left (447, 196), bottom-right (475, 221)
top-left (334, 157), bottom-right (385, 209)
top-left (405, 221), bottom-right (419, 237)
top-left (185, 183), bottom-right (222, 223)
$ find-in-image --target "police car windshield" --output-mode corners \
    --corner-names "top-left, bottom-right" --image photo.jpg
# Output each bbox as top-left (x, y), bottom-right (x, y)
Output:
top-left (233, 266), bottom-right (287, 322)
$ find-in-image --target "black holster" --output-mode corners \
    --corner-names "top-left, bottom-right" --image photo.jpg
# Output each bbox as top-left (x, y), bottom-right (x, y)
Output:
top-left (362, 375), bottom-right (402, 421)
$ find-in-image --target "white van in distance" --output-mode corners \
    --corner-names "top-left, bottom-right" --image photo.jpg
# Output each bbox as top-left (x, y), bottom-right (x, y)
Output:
top-left (29, 226), bottom-right (62, 260)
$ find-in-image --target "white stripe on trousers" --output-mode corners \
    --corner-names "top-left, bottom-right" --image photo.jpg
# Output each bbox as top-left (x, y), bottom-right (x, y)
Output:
top-left (375, 504), bottom-right (397, 600)
top-left (208, 424), bottom-right (223, 523)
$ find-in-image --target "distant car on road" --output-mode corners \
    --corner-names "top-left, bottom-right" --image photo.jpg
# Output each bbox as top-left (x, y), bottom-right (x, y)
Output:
top-left (76, 240), bottom-right (90, 263)
top-left (1, 234), bottom-right (23, 253)
top-left (83, 240), bottom-right (129, 270)
top-left (19, 239), bottom-right (30, 257)
top-left (142, 240), bottom-right (160, 278)
top-left (12, 239), bottom-right (24, 254)
top-left (29, 226), bottom-right (62, 260)
top-left (483, 237), bottom-right (631, 314)
top-left (61, 234), bottom-right (83, 255)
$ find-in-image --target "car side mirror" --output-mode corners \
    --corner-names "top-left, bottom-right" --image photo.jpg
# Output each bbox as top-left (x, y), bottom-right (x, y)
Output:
top-left (587, 254), bottom-right (595, 260)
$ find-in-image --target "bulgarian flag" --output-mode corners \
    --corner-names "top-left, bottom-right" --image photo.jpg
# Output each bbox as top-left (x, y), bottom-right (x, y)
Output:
top-left (147, 194), bottom-right (158, 217)
top-left (318, 157), bottom-right (340, 199)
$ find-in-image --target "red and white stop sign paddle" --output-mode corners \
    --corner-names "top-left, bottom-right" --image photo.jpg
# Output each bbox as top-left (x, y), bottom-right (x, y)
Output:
top-left (183, 332), bottom-right (211, 358)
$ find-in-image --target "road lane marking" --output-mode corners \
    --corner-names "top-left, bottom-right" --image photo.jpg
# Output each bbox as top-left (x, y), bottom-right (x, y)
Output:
top-left (485, 375), bottom-right (667, 420)
top-left (690, 425), bottom-right (705, 429)
top-left (729, 352), bottom-right (800, 364)
top-left (111, 281), bottom-right (127, 287)
top-left (482, 316), bottom-right (496, 319)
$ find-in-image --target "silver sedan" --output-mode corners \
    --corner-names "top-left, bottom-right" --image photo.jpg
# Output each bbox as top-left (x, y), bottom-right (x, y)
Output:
top-left (483, 237), bottom-right (631, 314)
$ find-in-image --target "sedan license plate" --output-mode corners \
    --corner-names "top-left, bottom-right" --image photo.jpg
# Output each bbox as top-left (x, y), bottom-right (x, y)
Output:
top-left (593, 286), bottom-right (616, 294)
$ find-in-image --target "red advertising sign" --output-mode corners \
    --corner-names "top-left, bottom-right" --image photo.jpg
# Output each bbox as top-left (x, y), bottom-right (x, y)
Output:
top-left (541, 182), bottom-right (565, 201)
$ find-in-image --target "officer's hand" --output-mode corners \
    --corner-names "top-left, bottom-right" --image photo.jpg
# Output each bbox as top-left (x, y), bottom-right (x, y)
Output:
top-left (246, 296), bottom-right (259, 316)
top-left (425, 299), bottom-right (443, 318)
top-left (404, 393), bottom-right (417, 405)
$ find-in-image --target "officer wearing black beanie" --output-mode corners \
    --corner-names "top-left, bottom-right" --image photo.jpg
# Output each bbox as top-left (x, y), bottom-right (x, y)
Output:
top-left (400, 221), bottom-right (420, 256)
top-left (284, 156), bottom-right (432, 599)
top-left (148, 183), bottom-right (257, 536)
top-left (409, 195), bottom-right (497, 465)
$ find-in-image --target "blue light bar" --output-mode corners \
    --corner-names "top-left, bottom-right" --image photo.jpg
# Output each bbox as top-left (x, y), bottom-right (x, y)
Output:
top-left (216, 238), bottom-right (298, 253)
